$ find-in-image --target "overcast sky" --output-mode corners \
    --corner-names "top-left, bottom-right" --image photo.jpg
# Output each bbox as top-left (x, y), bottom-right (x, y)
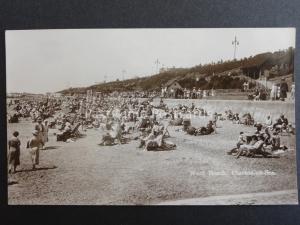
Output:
top-left (6, 28), bottom-right (295, 94)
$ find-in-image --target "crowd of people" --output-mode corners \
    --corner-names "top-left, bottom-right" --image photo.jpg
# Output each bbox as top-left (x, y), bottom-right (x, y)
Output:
top-left (7, 92), bottom-right (295, 174)
top-left (270, 78), bottom-right (292, 101)
top-left (8, 98), bottom-right (59, 172)
top-left (161, 87), bottom-right (216, 99)
top-left (246, 78), bottom-right (295, 102)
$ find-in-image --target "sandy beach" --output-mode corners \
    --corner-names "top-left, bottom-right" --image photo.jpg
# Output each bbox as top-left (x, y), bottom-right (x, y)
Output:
top-left (7, 100), bottom-right (298, 205)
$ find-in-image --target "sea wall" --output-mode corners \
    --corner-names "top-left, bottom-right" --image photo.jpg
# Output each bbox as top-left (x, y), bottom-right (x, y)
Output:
top-left (156, 99), bottom-right (296, 124)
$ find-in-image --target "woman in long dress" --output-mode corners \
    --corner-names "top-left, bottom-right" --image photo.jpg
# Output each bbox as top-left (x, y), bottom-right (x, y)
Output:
top-left (270, 84), bottom-right (277, 100)
top-left (277, 86), bottom-right (281, 100)
top-left (8, 131), bottom-right (21, 173)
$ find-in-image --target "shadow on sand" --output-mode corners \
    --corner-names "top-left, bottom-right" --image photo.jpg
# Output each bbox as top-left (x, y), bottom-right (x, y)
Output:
top-left (15, 165), bottom-right (57, 173)
top-left (8, 180), bottom-right (18, 185)
top-left (41, 146), bottom-right (61, 150)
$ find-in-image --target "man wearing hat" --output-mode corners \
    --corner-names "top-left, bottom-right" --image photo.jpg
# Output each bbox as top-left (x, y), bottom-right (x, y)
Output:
top-left (27, 130), bottom-right (42, 170)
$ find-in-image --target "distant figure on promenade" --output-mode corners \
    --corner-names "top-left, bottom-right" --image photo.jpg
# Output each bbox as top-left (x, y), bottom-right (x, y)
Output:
top-left (243, 81), bottom-right (249, 91)
top-left (192, 87), bottom-right (197, 99)
top-left (186, 89), bottom-right (190, 99)
top-left (197, 88), bottom-right (202, 99)
top-left (243, 82), bottom-right (247, 91)
top-left (277, 85), bottom-right (281, 100)
top-left (211, 88), bottom-right (215, 97)
top-left (290, 82), bottom-right (295, 100)
top-left (270, 83), bottom-right (278, 100)
top-left (279, 78), bottom-right (288, 101)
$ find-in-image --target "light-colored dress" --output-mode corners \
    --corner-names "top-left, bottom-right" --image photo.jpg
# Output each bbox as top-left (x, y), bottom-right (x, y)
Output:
top-left (291, 84), bottom-right (295, 100)
top-left (35, 123), bottom-right (45, 148)
top-left (270, 84), bottom-right (277, 100)
top-left (43, 124), bottom-right (49, 143)
top-left (28, 136), bottom-right (40, 165)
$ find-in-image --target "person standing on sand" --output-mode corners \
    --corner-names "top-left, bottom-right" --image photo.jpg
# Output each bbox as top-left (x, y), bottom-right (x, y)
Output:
top-left (35, 118), bottom-right (45, 149)
top-left (211, 112), bottom-right (218, 128)
top-left (8, 131), bottom-right (21, 174)
top-left (42, 120), bottom-right (49, 149)
top-left (27, 130), bottom-right (42, 170)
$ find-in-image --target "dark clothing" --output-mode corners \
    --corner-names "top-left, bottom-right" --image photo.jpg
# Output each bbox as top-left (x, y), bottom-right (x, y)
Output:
top-left (280, 82), bottom-right (288, 98)
top-left (8, 137), bottom-right (21, 167)
top-left (273, 117), bottom-right (288, 129)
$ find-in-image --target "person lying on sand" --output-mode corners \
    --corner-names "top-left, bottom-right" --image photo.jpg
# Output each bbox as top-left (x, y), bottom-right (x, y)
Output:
top-left (186, 121), bottom-right (216, 136)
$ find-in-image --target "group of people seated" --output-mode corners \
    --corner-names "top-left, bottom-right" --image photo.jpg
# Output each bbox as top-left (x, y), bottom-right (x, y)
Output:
top-left (248, 88), bottom-right (268, 101)
top-left (223, 110), bottom-right (254, 126)
top-left (228, 113), bottom-right (294, 158)
top-left (8, 113), bottom-right (19, 123)
top-left (185, 120), bottom-right (216, 136)
top-left (139, 121), bottom-right (175, 151)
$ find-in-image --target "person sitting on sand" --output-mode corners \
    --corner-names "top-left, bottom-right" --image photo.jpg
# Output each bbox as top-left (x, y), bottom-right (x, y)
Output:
top-left (271, 131), bottom-right (281, 151)
top-left (263, 128), bottom-right (272, 145)
top-left (273, 114), bottom-right (288, 130)
top-left (110, 121), bottom-right (123, 144)
top-left (211, 112), bottom-right (218, 127)
top-left (241, 113), bottom-right (254, 126)
top-left (237, 132), bottom-right (245, 149)
top-left (206, 120), bottom-right (216, 134)
top-left (99, 132), bottom-right (115, 146)
top-left (140, 123), bottom-right (174, 151)
top-left (254, 122), bottom-right (263, 134)
top-left (169, 114), bottom-right (183, 126)
top-left (56, 123), bottom-right (72, 142)
top-left (226, 132), bottom-right (246, 155)
top-left (193, 120), bottom-right (215, 136)
top-left (232, 113), bottom-right (240, 124)
top-left (139, 122), bottom-right (163, 149)
top-left (236, 135), bottom-right (266, 158)
top-left (8, 113), bottom-right (19, 123)
top-left (287, 123), bottom-right (295, 135)
top-left (264, 115), bottom-right (273, 128)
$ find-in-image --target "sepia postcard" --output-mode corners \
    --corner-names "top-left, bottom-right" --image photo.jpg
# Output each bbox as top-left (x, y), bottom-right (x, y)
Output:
top-left (6, 28), bottom-right (297, 205)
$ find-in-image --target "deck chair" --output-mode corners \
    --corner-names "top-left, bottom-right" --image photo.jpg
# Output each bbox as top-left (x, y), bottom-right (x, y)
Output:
top-left (162, 124), bottom-right (170, 138)
top-left (70, 123), bottom-right (81, 137)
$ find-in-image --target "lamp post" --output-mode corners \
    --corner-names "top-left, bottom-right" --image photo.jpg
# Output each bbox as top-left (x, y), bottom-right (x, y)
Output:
top-left (232, 36), bottom-right (239, 60)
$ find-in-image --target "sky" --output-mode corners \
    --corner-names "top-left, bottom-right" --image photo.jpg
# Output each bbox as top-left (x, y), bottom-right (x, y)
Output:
top-left (6, 28), bottom-right (295, 94)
